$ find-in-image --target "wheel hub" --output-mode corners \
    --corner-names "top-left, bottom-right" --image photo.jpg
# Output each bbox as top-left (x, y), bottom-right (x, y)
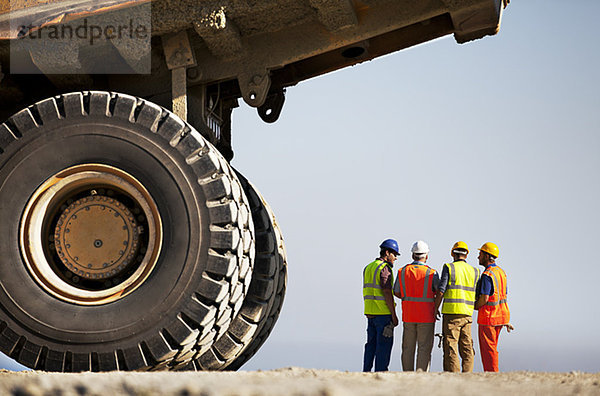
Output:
top-left (54, 196), bottom-right (139, 280)
top-left (20, 164), bottom-right (162, 305)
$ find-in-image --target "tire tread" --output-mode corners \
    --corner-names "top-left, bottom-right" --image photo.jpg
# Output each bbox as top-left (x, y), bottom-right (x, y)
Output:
top-left (194, 171), bottom-right (288, 370)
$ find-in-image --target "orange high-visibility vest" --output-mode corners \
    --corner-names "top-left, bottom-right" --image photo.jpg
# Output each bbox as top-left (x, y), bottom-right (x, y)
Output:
top-left (477, 265), bottom-right (510, 326)
top-left (398, 263), bottom-right (436, 323)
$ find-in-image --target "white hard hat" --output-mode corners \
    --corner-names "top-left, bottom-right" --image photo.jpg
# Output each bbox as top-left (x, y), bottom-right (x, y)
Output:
top-left (411, 240), bottom-right (430, 254)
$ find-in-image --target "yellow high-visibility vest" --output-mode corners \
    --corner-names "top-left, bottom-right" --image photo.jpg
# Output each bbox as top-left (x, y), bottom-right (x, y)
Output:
top-left (441, 260), bottom-right (480, 316)
top-left (363, 259), bottom-right (394, 315)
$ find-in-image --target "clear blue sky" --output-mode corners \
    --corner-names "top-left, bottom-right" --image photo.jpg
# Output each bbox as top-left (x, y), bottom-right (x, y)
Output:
top-left (2, 1), bottom-right (599, 372)
top-left (231, 1), bottom-right (600, 372)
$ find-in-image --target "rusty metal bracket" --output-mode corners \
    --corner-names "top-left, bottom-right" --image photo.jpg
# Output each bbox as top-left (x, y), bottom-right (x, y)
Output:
top-left (257, 88), bottom-right (286, 123)
top-left (239, 70), bottom-right (271, 108)
top-left (162, 30), bottom-right (197, 121)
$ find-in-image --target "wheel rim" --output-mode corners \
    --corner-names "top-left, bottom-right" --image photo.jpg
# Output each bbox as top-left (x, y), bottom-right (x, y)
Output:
top-left (20, 164), bottom-right (162, 305)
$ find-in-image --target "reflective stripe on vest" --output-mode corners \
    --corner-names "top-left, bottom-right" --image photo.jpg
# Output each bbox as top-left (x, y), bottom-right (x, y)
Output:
top-left (363, 295), bottom-right (386, 301)
top-left (363, 259), bottom-right (393, 315)
top-left (478, 265), bottom-right (510, 325)
top-left (398, 263), bottom-right (436, 323)
top-left (442, 261), bottom-right (480, 316)
top-left (485, 299), bottom-right (508, 306)
top-left (485, 270), bottom-right (508, 306)
top-left (444, 298), bottom-right (474, 305)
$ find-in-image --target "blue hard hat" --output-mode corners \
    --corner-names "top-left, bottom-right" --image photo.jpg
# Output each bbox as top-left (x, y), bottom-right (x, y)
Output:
top-left (379, 239), bottom-right (400, 255)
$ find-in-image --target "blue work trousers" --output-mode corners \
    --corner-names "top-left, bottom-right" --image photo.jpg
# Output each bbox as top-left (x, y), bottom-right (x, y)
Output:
top-left (363, 314), bottom-right (394, 372)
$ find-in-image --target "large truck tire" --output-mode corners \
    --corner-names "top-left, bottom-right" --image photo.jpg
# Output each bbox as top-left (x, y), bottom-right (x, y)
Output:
top-left (192, 170), bottom-right (287, 370)
top-left (0, 92), bottom-right (254, 372)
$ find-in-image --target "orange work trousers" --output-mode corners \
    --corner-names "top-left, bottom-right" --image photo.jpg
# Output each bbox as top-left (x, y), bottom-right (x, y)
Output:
top-left (478, 325), bottom-right (503, 372)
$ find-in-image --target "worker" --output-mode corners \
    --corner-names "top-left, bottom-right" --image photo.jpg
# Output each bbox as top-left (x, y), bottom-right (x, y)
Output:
top-left (393, 240), bottom-right (439, 371)
top-left (434, 241), bottom-right (480, 372)
top-left (475, 242), bottom-right (514, 372)
top-left (363, 239), bottom-right (400, 372)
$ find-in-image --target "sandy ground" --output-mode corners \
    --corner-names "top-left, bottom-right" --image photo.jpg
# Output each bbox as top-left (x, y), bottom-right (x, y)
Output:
top-left (0, 367), bottom-right (598, 396)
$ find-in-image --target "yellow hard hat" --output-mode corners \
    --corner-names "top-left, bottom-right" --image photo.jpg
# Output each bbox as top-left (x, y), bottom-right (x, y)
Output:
top-left (451, 241), bottom-right (469, 254)
top-left (479, 242), bottom-right (499, 258)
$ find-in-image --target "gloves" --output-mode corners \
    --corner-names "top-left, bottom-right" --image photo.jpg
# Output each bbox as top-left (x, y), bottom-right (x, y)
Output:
top-left (383, 323), bottom-right (394, 338)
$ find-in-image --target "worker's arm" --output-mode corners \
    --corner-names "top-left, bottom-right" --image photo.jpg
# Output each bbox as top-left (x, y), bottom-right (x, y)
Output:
top-left (431, 272), bottom-right (441, 320)
top-left (383, 288), bottom-right (399, 326)
top-left (433, 265), bottom-right (448, 320)
top-left (392, 276), bottom-right (402, 299)
top-left (380, 265), bottom-right (398, 326)
top-left (475, 273), bottom-right (493, 310)
top-left (475, 294), bottom-right (488, 310)
top-left (433, 293), bottom-right (443, 320)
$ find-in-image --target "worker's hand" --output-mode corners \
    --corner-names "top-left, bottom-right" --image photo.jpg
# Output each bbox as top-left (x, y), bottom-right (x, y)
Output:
top-left (382, 324), bottom-right (394, 338)
top-left (504, 323), bottom-right (515, 333)
top-left (392, 314), bottom-right (399, 327)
